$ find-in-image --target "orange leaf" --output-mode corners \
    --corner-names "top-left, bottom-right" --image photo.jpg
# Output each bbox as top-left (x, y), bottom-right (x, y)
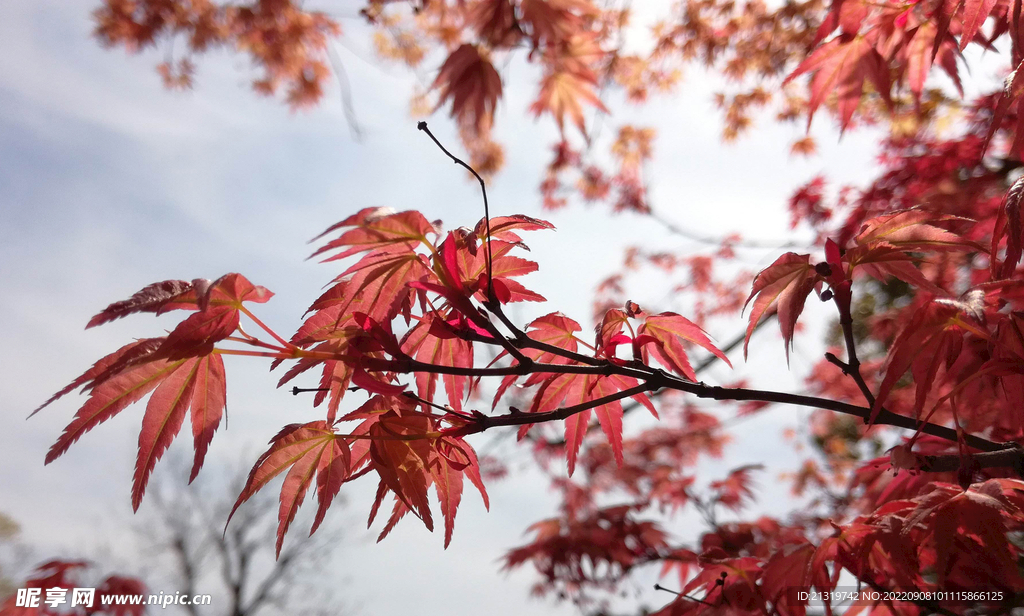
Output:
top-left (531, 69), bottom-right (608, 135)
top-left (432, 44), bottom-right (503, 133)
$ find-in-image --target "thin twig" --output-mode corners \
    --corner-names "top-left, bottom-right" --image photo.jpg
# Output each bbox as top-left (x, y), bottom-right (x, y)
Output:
top-left (650, 211), bottom-right (813, 251)
top-left (417, 121), bottom-right (495, 299)
top-left (653, 583), bottom-right (714, 607)
top-left (327, 43), bottom-right (364, 141)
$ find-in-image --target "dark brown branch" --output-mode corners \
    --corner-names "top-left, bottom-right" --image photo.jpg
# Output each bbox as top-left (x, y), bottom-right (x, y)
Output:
top-left (917, 445), bottom-right (1024, 473)
top-left (830, 294), bottom-right (878, 409)
top-left (437, 305), bottom-right (535, 365)
top-left (482, 300), bottom-right (607, 367)
top-left (363, 346), bottom-right (1014, 457)
top-left (483, 297), bottom-right (530, 342)
top-left (359, 356), bottom-right (650, 379)
top-left (616, 317), bottom-right (769, 418)
top-left (667, 376), bottom-right (1006, 454)
top-left (467, 305), bottom-right (534, 365)
top-left (415, 123), bottom-right (539, 367)
top-left (449, 383), bottom-right (655, 436)
top-left (653, 583), bottom-right (714, 607)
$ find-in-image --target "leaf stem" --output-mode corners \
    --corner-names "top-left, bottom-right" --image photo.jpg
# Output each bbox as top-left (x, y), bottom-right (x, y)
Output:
top-left (225, 335), bottom-right (287, 352)
top-left (213, 348), bottom-right (290, 359)
top-left (240, 306), bottom-right (292, 349)
top-left (834, 296), bottom-right (878, 409)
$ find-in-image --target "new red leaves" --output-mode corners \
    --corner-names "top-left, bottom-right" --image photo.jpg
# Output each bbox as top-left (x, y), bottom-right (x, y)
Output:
top-left (852, 209), bottom-right (984, 254)
top-left (748, 210), bottom-right (984, 362)
top-left (958, 0), bottom-right (1000, 51)
top-left (85, 279), bottom-right (192, 328)
top-left (213, 209), bottom-right (559, 551)
top-left (503, 504), bottom-right (668, 594)
top-left (532, 66), bottom-right (609, 136)
top-left (709, 464), bottom-right (763, 511)
top-left (227, 398), bottom-right (489, 552)
top-left (37, 274), bottom-right (268, 510)
top-left (311, 207), bottom-right (437, 262)
top-left (369, 413), bottom-right (437, 532)
top-left (228, 421), bottom-right (347, 556)
top-left (638, 312), bottom-right (732, 380)
top-left (85, 274), bottom-right (272, 329)
top-left (561, 374), bottom-right (630, 474)
top-left (491, 309), bottom-right (702, 474)
top-left (744, 252), bottom-right (818, 360)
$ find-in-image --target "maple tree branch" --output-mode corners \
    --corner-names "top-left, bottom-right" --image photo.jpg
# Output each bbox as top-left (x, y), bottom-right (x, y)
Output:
top-left (616, 319), bottom-right (766, 418)
top-left (824, 351), bottom-right (880, 409)
top-left (401, 390), bottom-right (454, 413)
top-left (827, 292), bottom-right (877, 409)
top-left (475, 309), bottom-right (608, 367)
top-left (448, 382), bottom-right (655, 435)
top-left (417, 121), bottom-right (495, 299)
top-left (482, 322), bottom-right (534, 366)
top-left (464, 304), bottom-right (534, 365)
top-left (483, 297), bottom-right (530, 342)
top-left (813, 297), bottom-right (1024, 471)
top-left (400, 124), bottom-right (533, 367)
top-left (478, 296), bottom-right (605, 369)
top-left (916, 446), bottom-right (1024, 474)
top-left (359, 340), bottom-right (1011, 455)
top-left (359, 356), bottom-right (649, 379)
top-left (515, 336), bottom-right (605, 366)
top-left (428, 301), bottom-right (534, 365)
top-left (667, 376), bottom-right (1006, 453)
top-left (687, 489), bottom-right (720, 530)
top-left (294, 314), bottom-right (1014, 462)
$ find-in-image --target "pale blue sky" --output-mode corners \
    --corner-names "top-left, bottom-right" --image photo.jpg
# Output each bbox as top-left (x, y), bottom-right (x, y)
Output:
top-left (0, 1), bottom-right (918, 614)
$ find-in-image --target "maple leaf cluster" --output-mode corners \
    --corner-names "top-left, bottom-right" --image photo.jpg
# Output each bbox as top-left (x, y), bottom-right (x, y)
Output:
top-left (37, 197), bottom-right (747, 555)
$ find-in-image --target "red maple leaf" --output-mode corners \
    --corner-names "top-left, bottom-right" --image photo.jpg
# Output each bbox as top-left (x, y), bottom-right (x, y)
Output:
top-left (432, 44), bottom-right (503, 133)
top-left (743, 253), bottom-right (819, 361)
top-left (786, 35), bottom-right (890, 131)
